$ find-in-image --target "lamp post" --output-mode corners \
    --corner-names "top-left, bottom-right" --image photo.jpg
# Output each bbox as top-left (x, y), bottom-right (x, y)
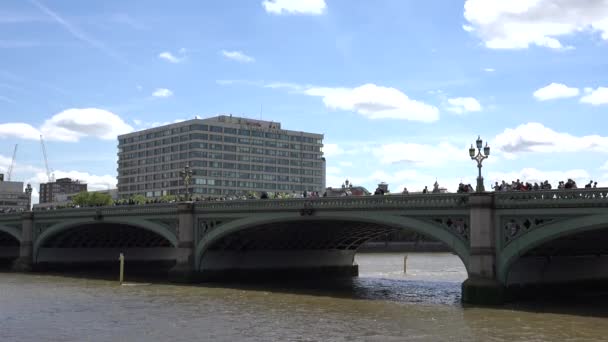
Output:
top-left (469, 136), bottom-right (490, 192)
top-left (180, 163), bottom-right (193, 201)
top-left (25, 183), bottom-right (32, 210)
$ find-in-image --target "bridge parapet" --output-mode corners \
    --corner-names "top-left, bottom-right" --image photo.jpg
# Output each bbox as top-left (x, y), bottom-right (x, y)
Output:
top-left (495, 188), bottom-right (608, 208)
top-left (31, 203), bottom-right (179, 218)
top-left (194, 193), bottom-right (470, 212)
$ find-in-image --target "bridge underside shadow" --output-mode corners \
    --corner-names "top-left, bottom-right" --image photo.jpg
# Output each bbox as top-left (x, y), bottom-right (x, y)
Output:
top-left (35, 223), bottom-right (177, 274)
top-left (0, 231), bottom-right (19, 267)
top-left (199, 219), bottom-right (430, 281)
top-left (506, 227), bottom-right (608, 296)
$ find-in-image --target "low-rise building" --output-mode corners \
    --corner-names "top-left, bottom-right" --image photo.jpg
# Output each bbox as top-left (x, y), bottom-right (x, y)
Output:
top-left (39, 178), bottom-right (87, 204)
top-left (0, 174), bottom-right (32, 211)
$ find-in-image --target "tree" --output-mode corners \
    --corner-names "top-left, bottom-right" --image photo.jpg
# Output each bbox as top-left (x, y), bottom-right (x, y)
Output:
top-left (71, 191), bottom-right (113, 207)
top-left (129, 194), bottom-right (147, 205)
top-left (71, 191), bottom-right (90, 207)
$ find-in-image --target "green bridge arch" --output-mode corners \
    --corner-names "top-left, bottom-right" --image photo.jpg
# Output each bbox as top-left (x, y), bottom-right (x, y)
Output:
top-left (0, 224), bottom-right (21, 243)
top-left (498, 214), bottom-right (608, 283)
top-left (195, 211), bottom-right (470, 270)
top-left (33, 218), bottom-right (179, 262)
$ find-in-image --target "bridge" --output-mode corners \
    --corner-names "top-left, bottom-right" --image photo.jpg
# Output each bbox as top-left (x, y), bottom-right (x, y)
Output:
top-left (2, 188), bottom-right (608, 304)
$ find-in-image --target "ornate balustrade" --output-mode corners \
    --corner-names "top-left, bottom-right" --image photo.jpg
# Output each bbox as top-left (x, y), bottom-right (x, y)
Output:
top-left (31, 202), bottom-right (178, 219)
top-left (0, 213), bottom-right (23, 222)
top-left (194, 193), bottom-right (471, 212)
top-left (494, 188), bottom-right (608, 208)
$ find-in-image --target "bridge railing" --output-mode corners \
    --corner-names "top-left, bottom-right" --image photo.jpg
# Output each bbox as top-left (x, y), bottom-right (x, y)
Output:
top-left (31, 202), bottom-right (179, 218)
top-left (194, 193), bottom-right (471, 211)
top-left (0, 212), bottom-right (23, 222)
top-left (494, 188), bottom-right (608, 208)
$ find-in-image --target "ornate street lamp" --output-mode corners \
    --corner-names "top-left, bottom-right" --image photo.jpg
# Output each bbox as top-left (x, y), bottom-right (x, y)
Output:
top-left (469, 136), bottom-right (490, 192)
top-left (180, 163), bottom-right (193, 201)
top-left (25, 183), bottom-right (32, 210)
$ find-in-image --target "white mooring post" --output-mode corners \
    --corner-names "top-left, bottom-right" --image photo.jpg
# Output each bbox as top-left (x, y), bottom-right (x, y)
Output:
top-left (119, 253), bottom-right (125, 284)
top-left (403, 254), bottom-right (408, 274)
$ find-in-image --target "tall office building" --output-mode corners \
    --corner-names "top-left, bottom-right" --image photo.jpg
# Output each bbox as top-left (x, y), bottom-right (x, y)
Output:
top-left (117, 115), bottom-right (325, 199)
top-left (39, 178), bottom-right (87, 204)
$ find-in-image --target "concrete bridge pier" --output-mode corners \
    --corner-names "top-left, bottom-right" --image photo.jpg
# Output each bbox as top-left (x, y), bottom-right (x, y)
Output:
top-left (462, 193), bottom-right (505, 305)
top-left (168, 202), bottom-right (197, 282)
top-left (12, 212), bottom-right (33, 272)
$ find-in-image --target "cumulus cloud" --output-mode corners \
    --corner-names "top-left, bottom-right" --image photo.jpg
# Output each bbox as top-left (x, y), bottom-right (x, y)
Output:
top-left (220, 50), bottom-right (255, 63)
top-left (322, 143), bottom-right (344, 157)
top-left (446, 97), bottom-right (482, 114)
top-left (152, 88), bottom-right (173, 98)
top-left (305, 83), bottom-right (440, 122)
top-left (0, 122), bottom-right (41, 140)
top-left (0, 108), bottom-right (133, 142)
top-left (463, 0), bottom-right (608, 49)
top-left (580, 86), bottom-right (608, 105)
top-left (262, 0), bottom-right (326, 15)
top-left (372, 142), bottom-right (467, 167)
top-left (158, 50), bottom-right (186, 63)
top-left (533, 83), bottom-right (579, 100)
top-left (494, 122), bottom-right (608, 156)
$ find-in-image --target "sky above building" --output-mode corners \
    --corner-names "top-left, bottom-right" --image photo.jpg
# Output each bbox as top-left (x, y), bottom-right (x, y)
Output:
top-left (1, 0), bottom-right (608, 202)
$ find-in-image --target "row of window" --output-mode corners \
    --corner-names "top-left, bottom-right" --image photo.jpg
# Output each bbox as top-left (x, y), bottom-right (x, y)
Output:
top-left (121, 137), bottom-right (322, 154)
top-left (119, 170), bottom-right (322, 184)
top-left (119, 124), bottom-right (322, 146)
top-left (120, 182), bottom-right (320, 195)
top-left (119, 154), bottom-right (324, 169)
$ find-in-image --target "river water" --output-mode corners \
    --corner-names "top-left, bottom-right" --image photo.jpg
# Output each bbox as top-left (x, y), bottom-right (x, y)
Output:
top-left (1, 253), bottom-right (608, 341)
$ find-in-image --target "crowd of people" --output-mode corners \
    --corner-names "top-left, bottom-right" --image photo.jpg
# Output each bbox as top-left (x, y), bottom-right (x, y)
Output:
top-left (491, 179), bottom-right (598, 192)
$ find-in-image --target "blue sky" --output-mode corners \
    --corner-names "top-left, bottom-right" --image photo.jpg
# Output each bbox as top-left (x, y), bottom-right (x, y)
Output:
top-left (1, 0), bottom-right (608, 202)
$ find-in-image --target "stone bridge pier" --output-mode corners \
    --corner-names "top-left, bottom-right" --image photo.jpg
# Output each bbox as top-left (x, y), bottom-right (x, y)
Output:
top-left (168, 203), bottom-right (196, 282)
top-left (462, 194), bottom-right (504, 305)
top-left (12, 212), bottom-right (33, 272)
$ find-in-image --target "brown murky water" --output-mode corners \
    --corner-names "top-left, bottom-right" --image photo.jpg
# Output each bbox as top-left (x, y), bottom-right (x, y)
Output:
top-left (1, 253), bottom-right (608, 342)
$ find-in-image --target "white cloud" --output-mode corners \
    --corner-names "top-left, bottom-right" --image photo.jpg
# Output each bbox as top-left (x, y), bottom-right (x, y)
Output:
top-left (158, 51), bottom-right (184, 63)
top-left (600, 161), bottom-right (608, 170)
top-left (305, 83), bottom-right (440, 122)
top-left (262, 0), bottom-right (326, 15)
top-left (446, 97), bottom-right (482, 114)
top-left (494, 122), bottom-right (608, 156)
top-left (40, 108), bottom-right (133, 142)
top-left (152, 88), bottom-right (173, 98)
top-left (220, 50), bottom-right (255, 63)
top-left (338, 161), bottom-right (353, 167)
top-left (0, 108), bottom-right (132, 142)
top-left (580, 87), bottom-right (608, 105)
top-left (463, 0), bottom-right (608, 49)
top-left (322, 143), bottom-right (344, 157)
top-left (484, 68), bottom-right (495, 72)
top-left (372, 142), bottom-right (467, 167)
top-left (533, 83), bottom-right (579, 101)
top-left (0, 122), bottom-right (41, 140)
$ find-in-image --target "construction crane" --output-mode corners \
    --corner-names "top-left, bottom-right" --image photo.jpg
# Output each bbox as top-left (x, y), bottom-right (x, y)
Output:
top-left (7, 144), bottom-right (17, 181)
top-left (40, 135), bottom-right (54, 183)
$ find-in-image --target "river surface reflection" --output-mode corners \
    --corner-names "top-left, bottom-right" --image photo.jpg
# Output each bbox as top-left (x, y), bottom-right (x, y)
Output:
top-left (1, 253), bottom-right (608, 341)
